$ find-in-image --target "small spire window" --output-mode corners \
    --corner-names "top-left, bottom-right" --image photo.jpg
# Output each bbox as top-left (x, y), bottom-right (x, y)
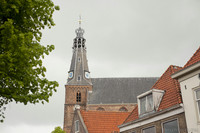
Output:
top-left (77, 76), bottom-right (81, 81)
top-left (76, 91), bottom-right (81, 102)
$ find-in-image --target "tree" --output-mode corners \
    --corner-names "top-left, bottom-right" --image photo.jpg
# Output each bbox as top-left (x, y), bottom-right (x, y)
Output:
top-left (0, 0), bottom-right (59, 122)
top-left (51, 126), bottom-right (65, 133)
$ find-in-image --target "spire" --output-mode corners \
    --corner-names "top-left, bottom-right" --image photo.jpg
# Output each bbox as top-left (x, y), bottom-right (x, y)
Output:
top-left (67, 18), bottom-right (92, 85)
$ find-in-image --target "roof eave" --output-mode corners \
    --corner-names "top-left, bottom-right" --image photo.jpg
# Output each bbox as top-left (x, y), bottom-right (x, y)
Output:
top-left (171, 61), bottom-right (200, 79)
top-left (119, 104), bottom-right (183, 129)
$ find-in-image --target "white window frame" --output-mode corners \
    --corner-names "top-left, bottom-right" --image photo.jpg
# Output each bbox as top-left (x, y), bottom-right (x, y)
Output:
top-left (194, 88), bottom-right (200, 120)
top-left (142, 126), bottom-right (156, 133)
top-left (75, 120), bottom-right (79, 133)
top-left (137, 89), bottom-right (164, 116)
top-left (140, 93), bottom-right (153, 114)
top-left (161, 118), bottom-right (180, 133)
top-left (138, 90), bottom-right (154, 115)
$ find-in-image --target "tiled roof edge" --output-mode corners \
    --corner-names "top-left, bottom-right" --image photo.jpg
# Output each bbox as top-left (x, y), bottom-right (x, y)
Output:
top-left (123, 105), bottom-right (138, 124)
top-left (184, 46), bottom-right (200, 68)
top-left (119, 104), bottom-right (182, 128)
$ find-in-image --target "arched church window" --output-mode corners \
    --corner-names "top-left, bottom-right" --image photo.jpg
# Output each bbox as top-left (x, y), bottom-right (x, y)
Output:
top-left (96, 107), bottom-right (105, 111)
top-left (76, 91), bottom-right (81, 102)
top-left (119, 107), bottom-right (128, 112)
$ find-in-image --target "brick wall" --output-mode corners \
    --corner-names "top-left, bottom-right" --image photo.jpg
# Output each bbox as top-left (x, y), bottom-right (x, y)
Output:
top-left (63, 85), bottom-right (92, 133)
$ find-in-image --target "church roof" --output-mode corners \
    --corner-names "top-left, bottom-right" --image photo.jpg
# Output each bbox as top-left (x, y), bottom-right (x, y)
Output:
top-left (88, 77), bottom-right (158, 104)
top-left (80, 110), bottom-right (129, 133)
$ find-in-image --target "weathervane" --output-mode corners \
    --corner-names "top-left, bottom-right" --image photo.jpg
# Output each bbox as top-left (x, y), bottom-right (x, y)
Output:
top-left (79, 15), bottom-right (82, 28)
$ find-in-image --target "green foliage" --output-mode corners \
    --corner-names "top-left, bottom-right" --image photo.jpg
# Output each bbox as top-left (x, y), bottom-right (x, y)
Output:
top-left (51, 126), bottom-right (65, 133)
top-left (0, 0), bottom-right (59, 122)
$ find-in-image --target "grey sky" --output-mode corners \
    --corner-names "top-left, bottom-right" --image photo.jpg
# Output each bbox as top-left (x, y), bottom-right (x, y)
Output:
top-left (1, 0), bottom-right (200, 132)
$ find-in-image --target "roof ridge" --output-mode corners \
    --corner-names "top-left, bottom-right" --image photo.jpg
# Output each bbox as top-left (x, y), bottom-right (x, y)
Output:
top-left (151, 65), bottom-right (182, 90)
top-left (184, 46), bottom-right (200, 68)
top-left (81, 110), bottom-right (130, 113)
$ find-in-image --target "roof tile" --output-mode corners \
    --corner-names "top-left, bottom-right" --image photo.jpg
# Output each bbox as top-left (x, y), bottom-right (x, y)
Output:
top-left (184, 46), bottom-right (200, 68)
top-left (80, 110), bottom-right (129, 133)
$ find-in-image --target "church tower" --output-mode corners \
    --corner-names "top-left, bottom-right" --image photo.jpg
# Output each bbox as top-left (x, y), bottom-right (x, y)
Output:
top-left (63, 21), bottom-right (92, 133)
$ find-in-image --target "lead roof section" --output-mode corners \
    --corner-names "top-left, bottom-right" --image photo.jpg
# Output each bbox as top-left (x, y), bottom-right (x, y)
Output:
top-left (88, 77), bottom-right (158, 104)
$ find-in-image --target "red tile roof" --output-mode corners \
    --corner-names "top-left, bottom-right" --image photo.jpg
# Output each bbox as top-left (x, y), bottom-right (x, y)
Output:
top-left (123, 65), bottom-right (182, 123)
top-left (123, 105), bottom-right (138, 123)
top-left (80, 110), bottom-right (130, 133)
top-left (184, 46), bottom-right (200, 68)
top-left (151, 65), bottom-right (182, 110)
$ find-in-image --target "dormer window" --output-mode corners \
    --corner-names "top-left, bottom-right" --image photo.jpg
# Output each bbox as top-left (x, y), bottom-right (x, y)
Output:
top-left (139, 94), bottom-right (153, 114)
top-left (138, 89), bottom-right (165, 116)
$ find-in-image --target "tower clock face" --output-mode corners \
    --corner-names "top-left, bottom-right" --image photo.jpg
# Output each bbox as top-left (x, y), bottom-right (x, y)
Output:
top-left (68, 72), bottom-right (73, 78)
top-left (85, 72), bottom-right (90, 79)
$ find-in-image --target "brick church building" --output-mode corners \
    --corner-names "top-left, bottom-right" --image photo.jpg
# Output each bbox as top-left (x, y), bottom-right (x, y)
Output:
top-left (63, 25), bottom-right (158, 133)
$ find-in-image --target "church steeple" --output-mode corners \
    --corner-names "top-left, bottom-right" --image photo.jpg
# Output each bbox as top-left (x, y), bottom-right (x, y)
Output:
top-left (67, 21), bottom-right (92, 85)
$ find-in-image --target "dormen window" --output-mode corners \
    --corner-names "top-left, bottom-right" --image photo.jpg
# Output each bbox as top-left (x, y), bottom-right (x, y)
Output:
top-left (76, 91), bottom-right (81, 102)
top-left (195, 88), bottom-right (200, 117)
top-left (138, 89), bottom-right (165, 116)
top-left (75, 120), bottom-right (79, 132)
top-left (140, 94), bottom-right (153, 114)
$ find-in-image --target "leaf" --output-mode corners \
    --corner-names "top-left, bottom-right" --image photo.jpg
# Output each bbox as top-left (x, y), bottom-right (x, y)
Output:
top-left (0, 0), bottom-right (59, 122)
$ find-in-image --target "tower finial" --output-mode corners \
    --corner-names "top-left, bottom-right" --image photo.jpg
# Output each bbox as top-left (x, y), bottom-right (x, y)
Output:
top-left (79, 15), bottom-right (81, 28)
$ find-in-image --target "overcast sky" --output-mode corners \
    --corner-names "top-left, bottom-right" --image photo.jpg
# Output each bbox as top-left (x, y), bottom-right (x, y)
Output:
top-left (1, 0), bottom-right (200, 133)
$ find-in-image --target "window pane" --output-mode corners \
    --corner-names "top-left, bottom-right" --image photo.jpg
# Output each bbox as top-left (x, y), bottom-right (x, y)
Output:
top-left (163, 120), bottom-right (179, 133)
top-left (75, 121), bottom-right (79, 132)
top-left (143, 126), bottom-right (155, 133)
top-left (198, 101), bottom-right (200, 114)
top-left (196, 89), bottom-right (200, 99)
top-left (147, 94), bottom-right (153, 112)
top-left (140, 97), bottom-right (146, 114)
